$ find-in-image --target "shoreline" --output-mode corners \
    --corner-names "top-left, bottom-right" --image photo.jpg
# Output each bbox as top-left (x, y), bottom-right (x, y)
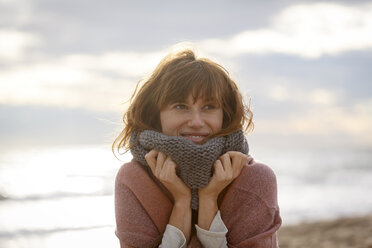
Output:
top-left (278, 214), bottom-right (372, 247)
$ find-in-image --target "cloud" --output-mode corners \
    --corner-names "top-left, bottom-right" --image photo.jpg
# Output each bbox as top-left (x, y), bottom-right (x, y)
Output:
top-left (0, 42), bottom-right (208, 113)
top-left (288, 100), bottom-right (372, 146)
top-left (267, 84), bottom-right (339, 106)
top-left (1, 2), bottom-right (371, 149)
top-left (3, 2), bottom-right (372, 113)
top-left (255, 96), bottom-right (372, 147)
top-left (198, 2), bottom-right (372, 59)
top-left (0, 51), bottom-right (165, 113)
top-left (0, 29), bottom-right (40, 60)
top-left (253, 83), bottom-right (372, 147)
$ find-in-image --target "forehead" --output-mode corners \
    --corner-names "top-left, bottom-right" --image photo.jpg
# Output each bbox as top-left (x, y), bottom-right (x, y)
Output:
top-left (158, 62), bottom-right (228, 108)
top-left (170, 84), bottom-right (221, 103)
top-left (184, 92), bottom-right (218, 103)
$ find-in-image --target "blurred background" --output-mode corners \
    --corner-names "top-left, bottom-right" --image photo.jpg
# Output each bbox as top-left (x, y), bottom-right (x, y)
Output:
top-left (1, 0), bottom-right (372, 247)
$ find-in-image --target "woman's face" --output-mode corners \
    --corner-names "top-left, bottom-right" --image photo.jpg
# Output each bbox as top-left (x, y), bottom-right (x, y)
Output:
top-left (160, 94), bottom-right (223, 144)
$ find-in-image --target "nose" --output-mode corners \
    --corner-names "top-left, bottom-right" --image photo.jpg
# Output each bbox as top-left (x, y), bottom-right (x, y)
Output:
top-left (188, 110), bottom-right (204, 128)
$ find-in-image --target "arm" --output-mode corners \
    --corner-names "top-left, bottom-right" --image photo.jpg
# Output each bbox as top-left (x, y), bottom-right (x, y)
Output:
top-left (168, 198), bottom-right (192, 242)
top-left (195, 210), bottom-right (228, 248)
top-left (115, 161), bottom-right (189, 248)
top-left (145, 150), bottom-right (192, 243)
top-left (221, 162), bottom-right (282, 248)
top-left (115, 169), bottom-right (162, 247)
top-left (198, 152), bottom-right (248, 230)
top-left (197, 152), bottom-right (248, 248)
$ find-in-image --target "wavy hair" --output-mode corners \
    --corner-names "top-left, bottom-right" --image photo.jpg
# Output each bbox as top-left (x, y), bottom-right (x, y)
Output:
top-left (113, 49), bottom-right (254, 153)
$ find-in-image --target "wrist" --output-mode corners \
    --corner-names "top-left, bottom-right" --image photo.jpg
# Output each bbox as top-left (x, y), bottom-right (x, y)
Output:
top-left (173, 196), bottom-right (191, 207)
top-left (198, 190), bottom-right (218, 202)
top-left (198, 196), bottom-right (218, 230)
top-left (169, 187), bottom-right (192, 203)
top-left (198, 194), bottom-right (218, 208)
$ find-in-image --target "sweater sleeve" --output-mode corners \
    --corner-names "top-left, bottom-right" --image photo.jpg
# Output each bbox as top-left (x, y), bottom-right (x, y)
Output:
top-left (159, 224), bottom-right (187, 248)
top-left (195, 210), bottom-right (228, 248)
top-left (221, 162), bottom-right (282, 248)
top-left (115, 164), bottom-right (163, 248)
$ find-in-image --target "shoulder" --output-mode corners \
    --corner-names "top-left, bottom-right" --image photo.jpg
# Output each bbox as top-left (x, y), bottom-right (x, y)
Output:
top-left (115, 160), bottom-right (173, 235)
top-left (229, 157), bottom-right (279, 207)
top-left (240, 159), bottom-right (278, 187)
top-left (220, 159), bottom-right (282, 246)
top-left (115, 160), bottom-right (150, 187)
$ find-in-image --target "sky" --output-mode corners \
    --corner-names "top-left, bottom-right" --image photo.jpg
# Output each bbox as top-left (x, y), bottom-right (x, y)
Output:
top-left (1, 0), bottom-right (372, 152)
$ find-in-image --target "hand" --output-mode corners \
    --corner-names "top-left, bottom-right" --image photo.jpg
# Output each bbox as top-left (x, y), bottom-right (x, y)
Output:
top-left (145, 149), bottom-right (191, 202)
top-left (198, 151), bottom-right (248, 200)
top-left (146, 150), bottom-right (192, 241)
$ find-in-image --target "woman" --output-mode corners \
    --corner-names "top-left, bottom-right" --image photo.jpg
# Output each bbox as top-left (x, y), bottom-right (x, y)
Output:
top-left (113, 49), bottom-right (281, 247)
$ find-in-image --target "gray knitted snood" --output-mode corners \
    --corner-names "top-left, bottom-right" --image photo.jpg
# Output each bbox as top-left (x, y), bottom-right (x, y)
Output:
top-left (130, 130), bottom-right (249, 210)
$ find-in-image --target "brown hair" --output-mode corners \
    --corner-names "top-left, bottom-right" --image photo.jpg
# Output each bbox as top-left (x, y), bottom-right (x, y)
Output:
top-left (113, 49), bottom-right (253, 153)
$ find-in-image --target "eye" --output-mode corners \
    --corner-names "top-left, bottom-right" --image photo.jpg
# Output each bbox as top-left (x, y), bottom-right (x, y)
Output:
top-left (204, 104), bottom-right (217, 110)
top-left (174, 104), bottom-right (187, 110)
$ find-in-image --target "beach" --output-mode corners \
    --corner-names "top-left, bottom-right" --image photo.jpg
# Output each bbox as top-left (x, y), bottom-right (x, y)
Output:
top-left (278, 214), bottom-right (372, 248)
top-left (1, 147), bottom-right (372, 248)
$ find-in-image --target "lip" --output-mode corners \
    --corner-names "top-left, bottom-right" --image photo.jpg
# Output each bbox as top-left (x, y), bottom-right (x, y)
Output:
top-left (180, 132), bottom-right (209, 144)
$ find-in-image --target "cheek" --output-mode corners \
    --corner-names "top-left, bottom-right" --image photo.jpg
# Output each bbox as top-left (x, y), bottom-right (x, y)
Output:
top-left (212, 110), bottom-right (224, 131)
top-left (159, 111), bottom-right (177, 135)
top-left (159, 111), bottom-right (167, 133)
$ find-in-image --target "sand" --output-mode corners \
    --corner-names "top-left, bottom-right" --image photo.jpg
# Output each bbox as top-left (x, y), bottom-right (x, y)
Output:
top-left (278, 215), bottom-right (372, 248)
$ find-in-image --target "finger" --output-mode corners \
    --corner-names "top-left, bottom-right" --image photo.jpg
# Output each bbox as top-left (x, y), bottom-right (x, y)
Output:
top-left (165, 156), bottom-right (176, 167)
top-left (246, 154), bottom-right (254, 164)
top-left (145, 149), bottom-right (158, 173)
top-left (241, 155), bottom-right (248, 167)
top-left (157, 151), bottom-right (167, 166)
top-left (213, 159), bottom-right (224, 176)
top-left (228, 151), bottom-right (247, 166)
top-left (227, 151), bottom-right (242, 162)
top-left (228, 152), bottom-right (247, 178)
top-left (163, 157), bottom-right (177, 175)
top-left (232, 156), bottom-right (243, 178)
top-left (219, 153), bottom-right (231, 171)
top-left (225, 152), bottom-right (237, 176)
top-left (156, 151), bottom-right (167, 175)
top-left (223, 153), bottom-right (234, 179)
top-left (160, 157), bottom-right (178, 183)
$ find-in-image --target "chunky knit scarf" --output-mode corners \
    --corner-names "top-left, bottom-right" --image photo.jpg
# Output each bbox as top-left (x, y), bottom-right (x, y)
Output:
top-left (130, 130), bottom-right (249, 209)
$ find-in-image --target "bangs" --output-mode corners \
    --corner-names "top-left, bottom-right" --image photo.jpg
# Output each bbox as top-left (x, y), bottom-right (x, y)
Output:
top-left (158, 60), bottom-right (228, 108)
top-left (113, 48), bottom-right (252, 151)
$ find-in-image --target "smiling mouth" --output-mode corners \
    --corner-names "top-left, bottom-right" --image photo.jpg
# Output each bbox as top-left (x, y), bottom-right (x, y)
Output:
top-left (181, 133), bottom-right (209, 144)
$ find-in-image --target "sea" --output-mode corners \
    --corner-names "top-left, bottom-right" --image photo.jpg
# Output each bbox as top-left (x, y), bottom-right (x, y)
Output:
top-left (0, 145), bottom-right (372, 248)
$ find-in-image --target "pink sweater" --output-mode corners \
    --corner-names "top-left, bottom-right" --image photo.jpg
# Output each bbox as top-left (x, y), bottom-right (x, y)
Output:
top-left (115, 158), bottom-right (282, 248)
